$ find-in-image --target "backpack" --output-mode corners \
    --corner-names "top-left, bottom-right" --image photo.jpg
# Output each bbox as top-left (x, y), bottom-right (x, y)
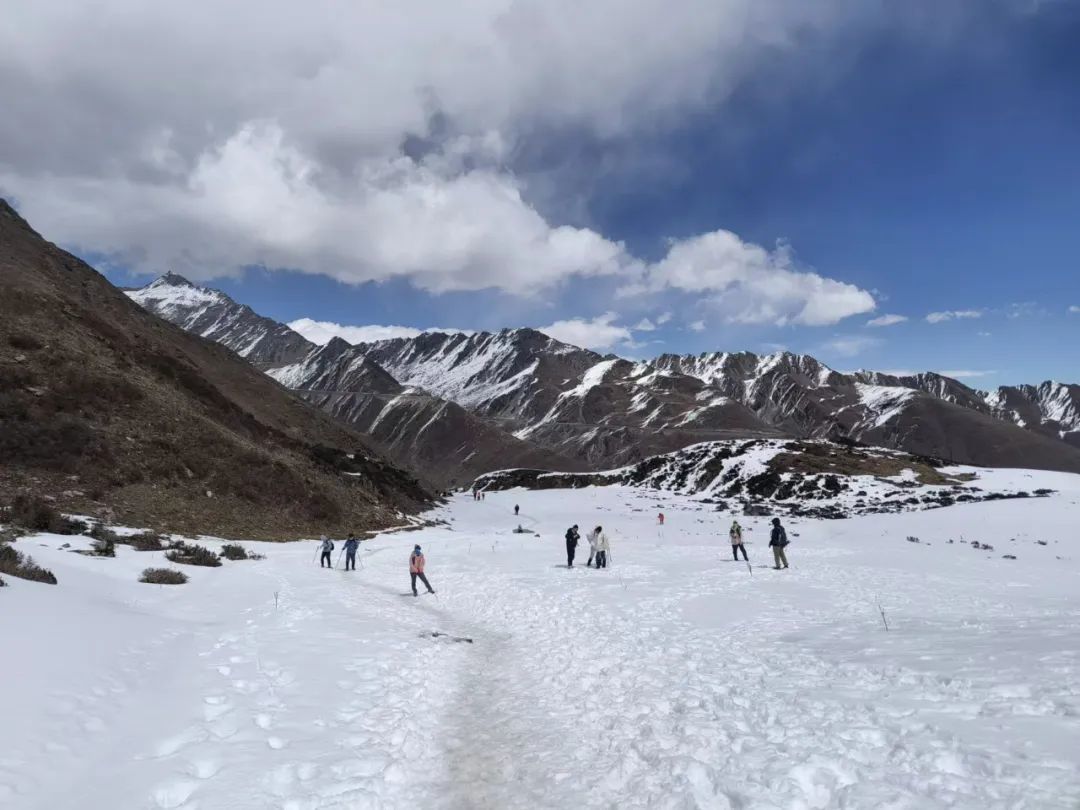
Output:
top-left (777, 527), bottom-right (788, 547)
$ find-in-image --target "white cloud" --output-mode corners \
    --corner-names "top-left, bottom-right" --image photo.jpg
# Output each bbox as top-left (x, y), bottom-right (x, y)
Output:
top-left (539, 312), bottom-right (633, 350)
top-left (938, 369), bottom-right (997, 379)
top-left (633, 318), bottom-right (657, 331)
top-left (877, 369), bottom-right (917, 377)
top-left (688, 320), bottom-right (707, 332)
top-left (926, 309), bottom-right (983, 324)
top-left (0, 0), bottom-right (881, 316)
top-left (1069, 305), bottom-right (1080, 314)
top-left (289, 318), bottom-right (471, 345)
top-left (632, 232), bottom-right (875, 326)
top-left (656, 311), bottom-right (673, 325)
top-left (819, 335), bottom-right (881, 358)
top-left (977, 331), bottom-right (992, 337)
top-left (866, 313), bottom-right (907, 327)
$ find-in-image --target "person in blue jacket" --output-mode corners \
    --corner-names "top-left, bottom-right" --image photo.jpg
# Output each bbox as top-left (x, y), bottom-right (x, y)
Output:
top-left (343, 533), bottom-right (360, 571)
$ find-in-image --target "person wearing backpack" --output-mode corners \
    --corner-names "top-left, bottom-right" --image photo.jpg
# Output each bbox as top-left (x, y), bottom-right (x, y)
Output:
top-left (565, 524), bottom-right (580, 567)
top-left (319, 536), bottom-right (335, 568)
top-left (409, 545), bottom-right (435, 596)
top-left (769, 518), bottom-right (789, 570)
top-left (729, 520), bottom-right (748, 562)
top-left (343, 533), bottom-right (360, 571)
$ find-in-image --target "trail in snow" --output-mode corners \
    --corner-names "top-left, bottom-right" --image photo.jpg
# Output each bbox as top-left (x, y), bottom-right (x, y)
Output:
top-left (3, 479), bottom-right (1080, 809)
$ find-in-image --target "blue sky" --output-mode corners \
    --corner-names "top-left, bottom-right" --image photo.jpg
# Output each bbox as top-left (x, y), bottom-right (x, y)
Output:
top-left (3, 0), bottom-right (1078, 386)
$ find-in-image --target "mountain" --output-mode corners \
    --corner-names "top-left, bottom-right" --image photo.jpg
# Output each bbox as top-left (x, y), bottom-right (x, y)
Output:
top-left (128, 275), bottom-right (580, 486)
top-left (127, 275), bottom-right (1080, 476)
top-left (0, 200), bottom-right (429, 539)
top-left (984, 382), bottom-right (1080, 449)
top-left (127, 272), bottom-right (314, 367)
top-left (268, 337), bottom-right (586, 487)
top-left (475, 437), bottom-right (1056, 519)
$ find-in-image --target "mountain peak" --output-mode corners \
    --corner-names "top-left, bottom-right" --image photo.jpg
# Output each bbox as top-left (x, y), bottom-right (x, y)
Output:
top-left (157, 271), bottom-right (198, 288)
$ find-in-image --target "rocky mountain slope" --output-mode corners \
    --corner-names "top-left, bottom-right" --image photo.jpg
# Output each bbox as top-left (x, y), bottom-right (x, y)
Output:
top-left (0, 200), bottom-right (429, 539)
top-left (126, 273), bottom-right (314, 367)
top-left (128, 275), bottom-right (1080, 476)
top-left (474, 438), bottom-right (1055, 519)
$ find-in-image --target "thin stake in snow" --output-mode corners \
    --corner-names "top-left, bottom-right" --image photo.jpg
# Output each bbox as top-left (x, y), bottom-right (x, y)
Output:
top-left (747, 561), bottom-right (753, 577)
top-left (877, 599), bottom-right (890, 632)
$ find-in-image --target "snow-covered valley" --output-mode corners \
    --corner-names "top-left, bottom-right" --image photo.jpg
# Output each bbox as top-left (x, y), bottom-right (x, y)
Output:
top-left (3, 478), bottom-right (1080, 809)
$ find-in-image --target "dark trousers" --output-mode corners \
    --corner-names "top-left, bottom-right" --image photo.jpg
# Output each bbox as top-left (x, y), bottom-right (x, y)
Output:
top-left (566, 542), bottom-right (576, 567)
top-left (732, 543), bottom-right (748, 561)
top-left (595, 550), bottom-right (607, 568)
top-left (411, 572), bottom-right (433, 595)
top-left (345, 552), bottom-right (356, 571)
top-left (321, 551), bottom-right (332, 568)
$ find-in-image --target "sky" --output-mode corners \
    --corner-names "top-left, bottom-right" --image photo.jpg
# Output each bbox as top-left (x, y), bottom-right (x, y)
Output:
top-left (2, 0), bottom-right (1078, 387)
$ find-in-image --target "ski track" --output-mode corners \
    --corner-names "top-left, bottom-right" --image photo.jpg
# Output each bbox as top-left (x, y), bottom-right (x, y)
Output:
top-left (3, 486), bottom-right (1080, 808)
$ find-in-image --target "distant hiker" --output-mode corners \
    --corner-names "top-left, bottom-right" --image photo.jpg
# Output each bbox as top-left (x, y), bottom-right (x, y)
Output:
top-left (319, 536), bottom-right (335, 568)
top-left (658, 512), bottom-right (665, 526)
top-left (595, 527), bottom-right (610, 568)
top-left (409, 545), bottom-right (435, 596)
top-left (513, 524), bottom-right (528, 534)
top-left (565, 524), bottom-right (580, 567)
top-left (769, 518), bottom-right (789, 570)
top-left (344, 533), bottom-right (360, 571)
top-left (729, 521), bottom-right (748, 562)
top-left (514, 504), bottom-right (520, 516)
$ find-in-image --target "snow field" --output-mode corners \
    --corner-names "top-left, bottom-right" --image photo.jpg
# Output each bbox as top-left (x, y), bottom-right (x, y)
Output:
top-left (2, 477), bottom-right (1080, 808)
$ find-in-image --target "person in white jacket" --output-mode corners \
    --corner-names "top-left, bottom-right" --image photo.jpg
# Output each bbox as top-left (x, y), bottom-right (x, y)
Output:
top-left (591, 526), bottom-right (610, 569)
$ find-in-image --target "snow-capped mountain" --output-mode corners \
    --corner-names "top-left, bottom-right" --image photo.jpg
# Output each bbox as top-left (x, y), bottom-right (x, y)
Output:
top-left (127, 273), bottom-right (313, 367)
top-left (268, 338), bottom-right (585, 487)
top-left (984, 381), bottom-right (1080, 448)
top-left (475, 437), bottom-right (1056, 519)
top-left (127, 275), bottom-right (1080, 476)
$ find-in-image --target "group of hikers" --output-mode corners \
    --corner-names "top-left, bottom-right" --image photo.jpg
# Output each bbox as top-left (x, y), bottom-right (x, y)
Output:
top-left (317, 502), bottom-right (793, 596)
top-left (319, 534), bottom-right (436, 596)
top-left (562, 524), bottom-right (610, 568)
top-left (729, 517), bottom-right (790, 569)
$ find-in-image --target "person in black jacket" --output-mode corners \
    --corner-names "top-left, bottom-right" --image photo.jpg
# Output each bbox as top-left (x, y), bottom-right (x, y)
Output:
top-left (564, 525), bottom-right (580, 567)
top-left (769, 518), bottom-right (789, 569)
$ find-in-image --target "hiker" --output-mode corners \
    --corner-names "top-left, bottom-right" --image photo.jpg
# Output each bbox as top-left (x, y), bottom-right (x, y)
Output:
top-left (319, 536), bottom-right (334, 568)
top-left (658, 512), bottom-right (665, 526)
top-left (587, 525), bottom-right (610, 569)
top-left (769, 518), bottom-right (789, 570)
top-left (409, 544), bottom-right (435, 596)
top-left (514, 504), bottom-right (520, 516)
top-left (565, 524), bottom-right (580, 567)
top-left (729, 521), bottom-right (748, 562)
top-left (343, 533), bottom-right (360, 571)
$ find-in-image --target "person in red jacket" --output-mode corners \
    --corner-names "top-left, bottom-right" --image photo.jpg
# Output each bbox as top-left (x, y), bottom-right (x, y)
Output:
top-left (409, 545), bottom-right (435, 596)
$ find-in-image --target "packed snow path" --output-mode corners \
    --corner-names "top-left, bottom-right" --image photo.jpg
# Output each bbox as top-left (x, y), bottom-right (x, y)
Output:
top-left (3, 480), bottom-right (1080, 809)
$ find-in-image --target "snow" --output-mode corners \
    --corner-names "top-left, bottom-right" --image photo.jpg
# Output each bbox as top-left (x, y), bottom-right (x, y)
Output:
top-left (855, 383), bottom-right (916, 428)
top-left (559, 357), bottom-right (618, 400)
top-left (3, 482), bottom-right (1080, 808)
top-left (127, 280), bottom-right (223, 318)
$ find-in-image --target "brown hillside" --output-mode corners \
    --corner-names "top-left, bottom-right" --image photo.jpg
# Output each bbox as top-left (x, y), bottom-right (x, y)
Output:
top-left (0, 200), bottom-right (430, 539)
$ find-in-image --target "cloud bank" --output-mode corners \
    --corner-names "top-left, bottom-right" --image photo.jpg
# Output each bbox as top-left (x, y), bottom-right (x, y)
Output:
top-left (0, 0), bottom-right (881, 327)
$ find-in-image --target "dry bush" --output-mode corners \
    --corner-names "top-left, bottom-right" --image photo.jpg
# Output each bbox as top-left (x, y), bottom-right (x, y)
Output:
top-left (0, 543), bottom-right (58, 584)
top-left (6, 495), bottom-right (87, 534)
top-left (124, 531), bottom-right (167, 552)
top-left (220, 543), bottom-right (251, 560)
top-left (165, 542), bottom-right (221, 567)
top-left (139, 567), bottom-right (188, 585)
top-left (91, 535), bottom-right (116, 557)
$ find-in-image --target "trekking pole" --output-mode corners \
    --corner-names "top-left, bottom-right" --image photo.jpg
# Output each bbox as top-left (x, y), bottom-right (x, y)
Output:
top-left (335, 548), bottom-right (345, 569)
top-left (312, 545), bottom-right (320, 564)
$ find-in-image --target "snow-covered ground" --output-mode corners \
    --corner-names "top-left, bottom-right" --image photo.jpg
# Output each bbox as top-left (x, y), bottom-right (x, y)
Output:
top-left (3, 475), bottom-right (1080, 809)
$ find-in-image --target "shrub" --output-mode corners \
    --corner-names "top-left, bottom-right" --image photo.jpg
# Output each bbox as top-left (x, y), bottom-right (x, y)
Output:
top-left (6, 495), bottom-right (87, 534)
top-left (7, 333), bottom-right (44, 351)
top-left (0, 543), bottom-right (58, 584)
top-left (220, 543), bottom-right (250, 561)
top-left (0, 575), bottom-right (6, 587)
top-left (124, 531), bottom-right (166, 552)
top-left (91, 535), bottom-right (116, 557)
top-left (139, 567), bottom-right (188, 585)
top-left (165, 543), bottom-right (221, 567)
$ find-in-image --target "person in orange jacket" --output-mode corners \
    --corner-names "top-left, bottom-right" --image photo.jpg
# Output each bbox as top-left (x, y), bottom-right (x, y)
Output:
top-left (409, 544), bottom-right (435, 596)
